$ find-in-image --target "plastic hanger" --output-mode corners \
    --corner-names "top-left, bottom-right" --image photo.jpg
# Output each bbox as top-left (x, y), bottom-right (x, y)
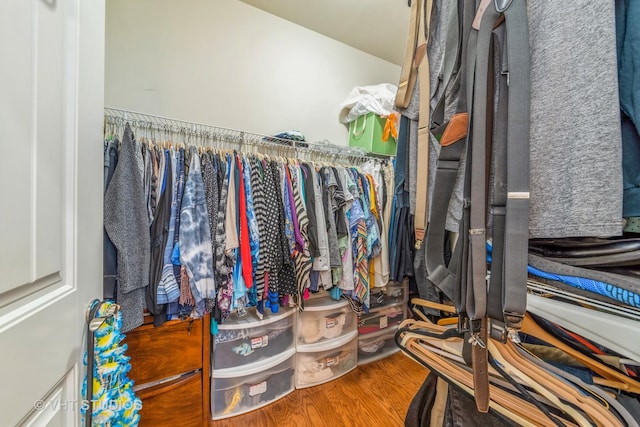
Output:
top-left (521, 313), bottom-right (640, 393)
top-left (398, 332), bottom-right (565, 427)
top-left (492, 339), bottom-right (619, 427)
top-left (487, 340), bottom-right (588, 427)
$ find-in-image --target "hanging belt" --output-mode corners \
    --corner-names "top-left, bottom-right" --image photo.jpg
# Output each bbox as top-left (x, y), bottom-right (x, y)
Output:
top-left (467, 0), bottom-right (499, 327)
top-left (425, 0), bottom-right (475, 313)
top-left (396, 0), bottom-right (423, 109)
top-left (414, 0), bottom-right (463, 308)
top-left (500, 0), bottom-right (530, 333)
top-left (419, 0), bottom-right (530, 412)
top-left (470, 0), bottom-right (531, 411)
top-left (466, 0), bottom-right (501, 412)
top-left (414, 0), bottom-right (433, 249)
top-left (486, 21), bottom-right (508, 326)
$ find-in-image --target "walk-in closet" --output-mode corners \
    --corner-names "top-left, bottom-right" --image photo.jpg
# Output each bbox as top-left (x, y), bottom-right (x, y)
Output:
top-left (1, 0), bottom-right (639, 426)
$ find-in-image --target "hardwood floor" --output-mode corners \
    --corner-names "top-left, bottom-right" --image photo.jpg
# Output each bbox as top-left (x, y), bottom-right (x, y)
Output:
top-left (209, 352), bottom-right (429, 427)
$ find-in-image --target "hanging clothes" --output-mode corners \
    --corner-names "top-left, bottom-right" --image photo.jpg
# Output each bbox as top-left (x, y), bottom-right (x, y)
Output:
top-left (104, 124), bottom-right (150, 333)
top-left (237, 154), bottom-right (253, 290)
top-left (301, 163), bottom-right (321, 259)
top-left (201, 152), bottom-right (219, 277)
top-left (242, 157), bottom-right (260, 307)
top-left (103, 138), bottom-right (119, 301)
top-left (179, 147), bottom-right (216, 317)
top-left (337, 166), bottom-right (356, 292)
top-left (232, 154), bottom-right (251, 314)
top-left (215, 154), bottom-right (233, 321)
top-left (309, 163), bottom-right (332, 289)
top-left (268, 160), bottom-right (298, 298)
top-left (251, 156), bottom-right (268, 301)
top-left (147, 149), bottom-right (171, 324)
top-left (616, 0), bottom-right (640, 221)
top-left (258, 159), bottom-right (281, 291)
top-left (281, 162), bottom-right (297, 256)
top-left (528, 0), bottom-right (622, 238)
top-left (289, 162), bottom-right (313, 306)
top-left (321, 167), bottom-right (342, 272)
top-left (348, 168), bottom-right (371, 310)
top-left (103, 117), bottom-right (393, 328)
top-left (170, 147), bottom-right (189, 318)
top-left (157, 148), bottom-right (181, 305)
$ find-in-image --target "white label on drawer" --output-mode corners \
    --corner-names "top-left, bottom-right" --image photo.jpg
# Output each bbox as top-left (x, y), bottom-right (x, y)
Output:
top-left (326, 317), bottom-right (337, 329)
top-left (251, 335), bottom-right (269, 349)
top-left (380, 315), bottom-right (388, 329)
top-left (326, 356), bottom-right (340, 367)
top-left (249, 381), bottom-right (267, 397)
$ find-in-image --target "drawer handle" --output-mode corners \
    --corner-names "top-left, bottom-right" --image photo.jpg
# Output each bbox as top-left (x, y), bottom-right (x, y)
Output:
top-left (139, 371), bottom-right (200, 399)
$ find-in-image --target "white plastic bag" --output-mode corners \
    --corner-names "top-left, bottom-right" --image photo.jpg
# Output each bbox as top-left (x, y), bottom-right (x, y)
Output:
top-left (338, 83), bottom-right (398, 123)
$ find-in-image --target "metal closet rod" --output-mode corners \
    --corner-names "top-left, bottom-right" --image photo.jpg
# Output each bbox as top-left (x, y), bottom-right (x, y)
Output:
top-left (104, 106), bottom-right (391, 162)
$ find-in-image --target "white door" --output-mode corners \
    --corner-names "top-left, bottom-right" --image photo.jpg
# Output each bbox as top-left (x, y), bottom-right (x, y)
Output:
top-left (0, 0), bottom-right (104, 426)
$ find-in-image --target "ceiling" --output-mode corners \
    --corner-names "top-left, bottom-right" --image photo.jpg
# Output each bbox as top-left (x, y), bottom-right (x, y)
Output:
top-left (238, 0), bottom-right (410, 65)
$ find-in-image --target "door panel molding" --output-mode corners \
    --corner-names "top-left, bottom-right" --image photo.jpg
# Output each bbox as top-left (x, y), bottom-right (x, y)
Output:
top-left (0, 272), bottom-right (63, 310)
top-left (19, 366), bottom-right (78, 427)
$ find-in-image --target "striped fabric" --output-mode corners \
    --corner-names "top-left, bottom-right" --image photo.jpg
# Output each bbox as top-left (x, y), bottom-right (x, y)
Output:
top-left (354, 218), bottom-right (370, 309)
top-left (348, 170), bottom-right (371, 310)
top-left (289, 163), bottom-right (312, 307)
top-left (250, 157), bottom-right (267, 299)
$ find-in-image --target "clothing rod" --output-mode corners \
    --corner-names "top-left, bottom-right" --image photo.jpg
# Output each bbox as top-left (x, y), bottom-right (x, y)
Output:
top-left (104, 107), bottom-right (392, 162)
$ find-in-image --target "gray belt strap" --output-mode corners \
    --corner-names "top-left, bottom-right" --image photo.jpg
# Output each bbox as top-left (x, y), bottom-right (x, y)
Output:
top-left (425, 142), bottom-right (466, 302)
top-left (465, 2), bottom-right (501, 413)
top-left (487, 20), bottom-right (509, 324)
top-left (424, 0), bottom-right (476, 314)
top-left (466, 1), bottom-right (499, 323)
top-left (501, 0), bottom-right (530, 331)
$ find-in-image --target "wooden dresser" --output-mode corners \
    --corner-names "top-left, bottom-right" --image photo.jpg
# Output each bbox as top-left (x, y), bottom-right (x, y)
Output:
top-left (124, 314), bottom-right (211, 426)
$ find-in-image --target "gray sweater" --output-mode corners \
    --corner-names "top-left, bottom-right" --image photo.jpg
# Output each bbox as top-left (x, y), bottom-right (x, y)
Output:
top-left (104, 124), bottom-right (151, 332)
top-left (527, 0), bottom-right (623, 238)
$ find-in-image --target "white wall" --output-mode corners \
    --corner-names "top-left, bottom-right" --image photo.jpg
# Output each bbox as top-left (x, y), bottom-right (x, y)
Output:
top-left (105, 0), bottom-right (401, 146)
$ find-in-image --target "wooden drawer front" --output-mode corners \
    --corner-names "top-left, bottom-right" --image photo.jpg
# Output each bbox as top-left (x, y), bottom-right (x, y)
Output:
top-left (137, 371), bottom-right (203, 427)
top-left (126, 318), bottom-right (203, 385)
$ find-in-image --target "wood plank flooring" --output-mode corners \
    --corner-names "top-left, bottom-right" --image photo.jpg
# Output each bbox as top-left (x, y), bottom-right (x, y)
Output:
top-left (209, 352), bottom-right (429, 427)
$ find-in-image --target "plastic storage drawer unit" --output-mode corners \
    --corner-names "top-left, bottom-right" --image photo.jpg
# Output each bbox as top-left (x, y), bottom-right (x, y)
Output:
top-left (211, 348), bottom-right (295, 419)
top-left (213, 307), bottom-right (295, 370)
top-left (369, 281), bottom-right (409, 310)
top-left (358, 327), bottom-right (400, 365)
top-left (297, 298), bottom-right (357, 347)
top-left (357, 302), bottom-right (406, 336)
top-left (295, 330), bottom-right (358, 388)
